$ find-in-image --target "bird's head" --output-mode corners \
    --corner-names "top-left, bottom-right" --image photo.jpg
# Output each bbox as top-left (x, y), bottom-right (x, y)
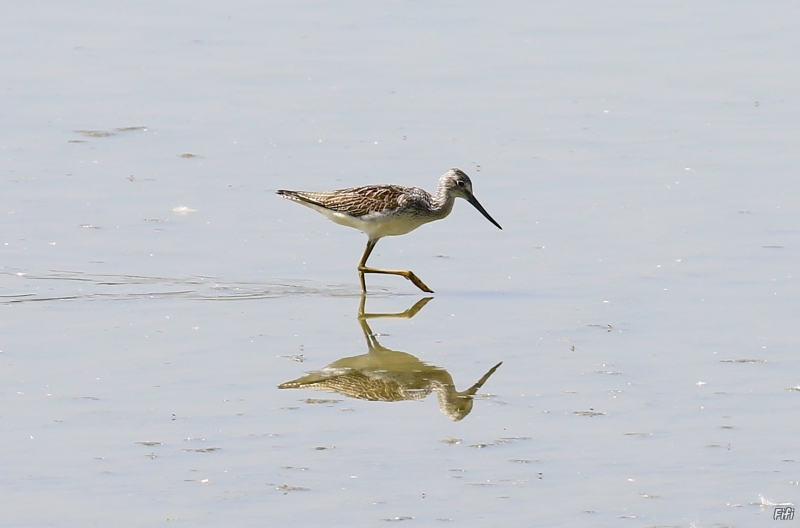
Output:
top-left (441, 168), bottom-right (502, 230)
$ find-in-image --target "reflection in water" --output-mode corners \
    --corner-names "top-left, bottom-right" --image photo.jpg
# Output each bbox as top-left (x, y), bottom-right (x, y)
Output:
top-left (279, 295), bottom-right (502, 421)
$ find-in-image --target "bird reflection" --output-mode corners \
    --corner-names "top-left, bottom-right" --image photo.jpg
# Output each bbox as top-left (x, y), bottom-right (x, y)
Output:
top-left (278, 295), bottom-right (502, 421)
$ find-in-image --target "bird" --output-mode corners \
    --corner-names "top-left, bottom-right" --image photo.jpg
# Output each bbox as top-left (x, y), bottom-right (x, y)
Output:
top-left (276, 168), bottom-right (502, 293)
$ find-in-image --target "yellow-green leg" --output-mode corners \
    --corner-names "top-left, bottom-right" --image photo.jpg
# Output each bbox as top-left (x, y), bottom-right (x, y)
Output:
top-left (357, 238), bottom-right (434, 293)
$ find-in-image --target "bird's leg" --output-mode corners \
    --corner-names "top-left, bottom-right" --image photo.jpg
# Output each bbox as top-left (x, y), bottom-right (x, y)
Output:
top-left (357, 238), bottom-right (434, 293)
top-left (357, 239), bottom-right (376, 293)
top-left (359, 295), bottom-right (434, 321)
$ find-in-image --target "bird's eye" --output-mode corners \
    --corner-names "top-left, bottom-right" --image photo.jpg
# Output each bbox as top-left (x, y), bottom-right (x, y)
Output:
top-left (456, 180), bottom-right (465, 187)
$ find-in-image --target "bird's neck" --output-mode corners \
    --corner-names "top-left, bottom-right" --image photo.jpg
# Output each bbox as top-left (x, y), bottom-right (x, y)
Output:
top-left (430, 187), bottom-right (456, 218)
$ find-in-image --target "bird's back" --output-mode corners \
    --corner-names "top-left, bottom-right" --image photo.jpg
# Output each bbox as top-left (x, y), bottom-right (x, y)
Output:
top-left (278, 185), bottom-right (422, 218)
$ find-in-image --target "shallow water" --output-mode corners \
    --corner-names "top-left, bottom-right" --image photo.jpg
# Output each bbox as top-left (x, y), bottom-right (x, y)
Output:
top-left (3, 1), bottom-right (800, 526)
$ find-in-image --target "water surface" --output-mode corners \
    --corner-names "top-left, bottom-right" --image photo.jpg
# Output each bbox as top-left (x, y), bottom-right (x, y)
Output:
top-left (2, 1), bottom-right (799, 526)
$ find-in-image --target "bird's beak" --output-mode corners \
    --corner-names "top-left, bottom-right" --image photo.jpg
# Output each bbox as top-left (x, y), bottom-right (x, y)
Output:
top-left (467, 194), bottom-right (503, 230)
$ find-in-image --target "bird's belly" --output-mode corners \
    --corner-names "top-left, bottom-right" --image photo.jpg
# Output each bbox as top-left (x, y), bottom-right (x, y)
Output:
top-left (328, 211), bottom-right (427, 238)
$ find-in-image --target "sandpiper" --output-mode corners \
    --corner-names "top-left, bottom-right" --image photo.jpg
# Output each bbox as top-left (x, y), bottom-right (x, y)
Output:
top-left (277, 168), bottom-right (502, 292)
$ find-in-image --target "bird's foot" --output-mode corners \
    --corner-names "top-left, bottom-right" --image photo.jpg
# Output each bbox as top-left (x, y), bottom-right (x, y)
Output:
top-left (404, 272), bottom-right (434, 293)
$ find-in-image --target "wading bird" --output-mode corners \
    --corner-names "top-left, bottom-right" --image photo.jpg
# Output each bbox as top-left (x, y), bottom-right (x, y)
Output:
top-left (277, 168), bottom-right (502, 293)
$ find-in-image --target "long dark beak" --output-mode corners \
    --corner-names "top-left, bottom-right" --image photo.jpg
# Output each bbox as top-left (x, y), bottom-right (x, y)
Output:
top-left (467, 194), bottom-right (503, 230)
top-left (461, 361), bottom-right (503, 396)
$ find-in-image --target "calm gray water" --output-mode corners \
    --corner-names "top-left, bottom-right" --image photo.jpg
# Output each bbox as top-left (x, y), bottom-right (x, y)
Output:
top-left (2, 1), bottom-right (799, 526)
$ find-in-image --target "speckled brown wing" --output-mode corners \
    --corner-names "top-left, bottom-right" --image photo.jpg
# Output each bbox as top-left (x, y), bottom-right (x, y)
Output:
top-left (280, 185), bottom-right (413, 218)
top-left (280, 371), bottom-right (429, 402)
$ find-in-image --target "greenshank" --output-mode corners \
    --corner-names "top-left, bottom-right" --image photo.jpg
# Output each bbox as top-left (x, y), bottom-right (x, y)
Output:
top-left (277, 168), bottom-right (502, 292)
